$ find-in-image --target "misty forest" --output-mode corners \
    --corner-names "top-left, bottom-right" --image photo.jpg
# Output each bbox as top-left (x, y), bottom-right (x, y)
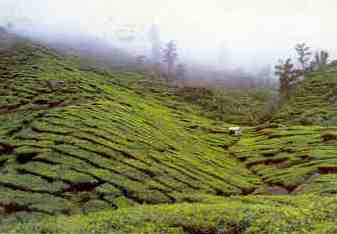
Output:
top-left (1, 1), bottom-right (337, 233)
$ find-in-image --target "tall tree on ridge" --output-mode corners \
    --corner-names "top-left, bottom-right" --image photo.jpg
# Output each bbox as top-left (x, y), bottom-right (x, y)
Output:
top-left (314, 50), bottom-right (329, 70)
top-left (176, 63), bottom-right (186, 85)
top-left (295, 43), bottom-right (312, 71)
top-left (162, 40), bottom-right (178, 82)
top-left (275, 58), bottom-right (299, 99)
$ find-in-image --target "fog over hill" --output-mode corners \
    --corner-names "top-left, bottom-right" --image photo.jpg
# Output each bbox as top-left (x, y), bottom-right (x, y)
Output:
top-left (1, 0), bottom-right (337, 75)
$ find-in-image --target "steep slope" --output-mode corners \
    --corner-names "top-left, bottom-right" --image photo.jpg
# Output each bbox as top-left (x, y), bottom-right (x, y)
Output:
top-left (273, 65), bottom-right (337, 125)
top-left (0, 33), bottom-right (260, 216)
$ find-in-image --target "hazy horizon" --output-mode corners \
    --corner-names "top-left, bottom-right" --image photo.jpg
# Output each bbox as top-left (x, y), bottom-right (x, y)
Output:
top-left (1, 0), bottom-right (336, 72)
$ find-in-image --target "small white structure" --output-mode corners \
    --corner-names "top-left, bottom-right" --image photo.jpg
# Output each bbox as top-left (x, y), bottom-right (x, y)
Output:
top-left (229, 127), bottom-right (242, 136)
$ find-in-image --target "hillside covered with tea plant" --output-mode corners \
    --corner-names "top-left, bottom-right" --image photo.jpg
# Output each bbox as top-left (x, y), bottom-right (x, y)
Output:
top-left (272, 64), bottom-right (337, 125)
top-left (1, 30), bottom-right (337, 233)
top-left (0, 31), bottom-right (261, 214)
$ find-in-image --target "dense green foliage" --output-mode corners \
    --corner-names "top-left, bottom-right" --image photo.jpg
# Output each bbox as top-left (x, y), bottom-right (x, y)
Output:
top-left (175, 87), bottom-right (276, 125)
top-left (2, 195), bottom-right (337, 234)
top-left (0, 36), bottom-right (260, 216)
top-left (273, 65), bottom-right (337, 125)
top-left (1, 31), bottom-right (337, 233)
top-left (231, 125), bottom-right (337, 195)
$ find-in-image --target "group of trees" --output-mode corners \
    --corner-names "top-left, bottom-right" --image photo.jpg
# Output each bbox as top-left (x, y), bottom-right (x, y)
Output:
top-left (162, 40), bottom-right (178, 80)
top-left (135, 24), bottom-right (186, 84)
top-left (275, 43), bottom-right (330, 99)
top-left (274, 58), bottom-right (299, 98)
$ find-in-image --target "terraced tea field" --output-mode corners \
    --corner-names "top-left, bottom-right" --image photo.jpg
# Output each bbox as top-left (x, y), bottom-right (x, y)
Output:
top-left (231, 125), bottom-right (337, 195)
top-left (1, 31), bottom-right (337, 233)
top-left (273, 65), bottom-right (337, 125)
top-left (5, 194), bottom-right (337, 234)
top-left (0, 36), bottom-right (261, 217)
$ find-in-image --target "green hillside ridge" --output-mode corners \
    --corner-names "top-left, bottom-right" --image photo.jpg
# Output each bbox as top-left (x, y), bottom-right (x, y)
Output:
top-left (1, 32), bottom-right (337, 233)
top-left (231, 125), bottom-right (337, 195)
top-left (174, 87), bottom-right (276, 125)
top-left (0, 35), bottom-right (260, 215)
top-left (273, 65), bottom-right (337, 125)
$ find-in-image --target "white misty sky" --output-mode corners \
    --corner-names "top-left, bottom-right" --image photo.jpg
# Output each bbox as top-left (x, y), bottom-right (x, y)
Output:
top-left (1, 0), bottom-right (337, 70)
